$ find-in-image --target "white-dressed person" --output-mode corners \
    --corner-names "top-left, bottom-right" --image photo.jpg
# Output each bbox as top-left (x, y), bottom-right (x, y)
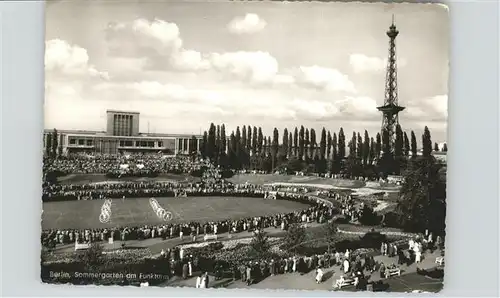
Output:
top-left (315, 268), bottom-right (324, 284)
top-left (343, 259), bottom-right (350, 274)
top-left (195, 274), bottom-right (202, 288)
top-left (414, 244), bottom-right (422, 263)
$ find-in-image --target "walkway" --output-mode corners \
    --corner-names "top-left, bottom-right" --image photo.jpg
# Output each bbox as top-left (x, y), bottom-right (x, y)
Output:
top-left (164, 249), bottom-right (443, 292)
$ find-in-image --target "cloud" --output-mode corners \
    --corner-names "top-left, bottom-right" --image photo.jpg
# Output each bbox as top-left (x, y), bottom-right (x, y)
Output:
top-left (210, 51), bottom-right (279, 83)
top-left (45, 39), bottom-right (109, 79)
top-left (335, 96), bottom-right (379, 117)
top-left (349, 53), bottom-right (407, 73)
top-left (105, 19), bottom-right (209, 72)
top-left (104, 18), bottom-right (355, 93)
top-left (227, 13), bottom-right (267, 34)
top-left (406, 94), bottom-right (448, 121)
top-left (294, 66), bottom-right (357, 93)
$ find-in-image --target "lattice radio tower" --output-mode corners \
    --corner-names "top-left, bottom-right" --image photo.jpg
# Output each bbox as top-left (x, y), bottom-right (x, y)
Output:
top-left (377, 15), bottom-right (405, 150)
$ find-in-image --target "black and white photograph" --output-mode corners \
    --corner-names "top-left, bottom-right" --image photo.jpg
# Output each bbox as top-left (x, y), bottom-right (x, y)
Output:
top-left (41, 0), bottom-right (448, 293)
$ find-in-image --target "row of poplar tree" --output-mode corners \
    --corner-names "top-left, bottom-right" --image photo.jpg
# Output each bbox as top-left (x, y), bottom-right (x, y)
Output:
top-left (45, 129), bottom-right (62, 158)
top-left (199, 124), bottom-right (447, 177)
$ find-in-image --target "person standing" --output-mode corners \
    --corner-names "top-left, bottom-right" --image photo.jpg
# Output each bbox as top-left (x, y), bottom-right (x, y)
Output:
top-left (204, 272), bottom-right (210, 288)
top-left (343, 259), bottom-right (350, 274)
top-left (182, 263), bottom-right (188, 279)
top-left (315, 268), bottom-right (324, 284)
top-left (246, 265), bottom-right (252, 286)
top-left (195, 274), bottom-right (202, 288)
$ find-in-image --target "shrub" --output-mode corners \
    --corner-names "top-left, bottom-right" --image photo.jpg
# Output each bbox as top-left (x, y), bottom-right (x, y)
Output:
top-left (282, 224), bottom-right (306, 253)
top-left (358, 205), bottom-right (382, 226)
top-left (250, 229), bottom-right (270, 257)
top-left (359, 231), bottom-right (387, 249)
top-left (382, 211), bottom-right (401, 228)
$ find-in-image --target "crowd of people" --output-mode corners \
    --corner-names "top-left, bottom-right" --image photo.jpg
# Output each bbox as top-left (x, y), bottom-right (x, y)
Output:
top-left (149, 230), bottom-right (440, 290)
top-left (41, 190), bottom-right (337, 249)
top-left (43, 153), bottom-right (210, 177)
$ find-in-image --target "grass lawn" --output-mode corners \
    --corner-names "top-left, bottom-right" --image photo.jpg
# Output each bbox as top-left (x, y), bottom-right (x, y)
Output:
top-left (228, 174), bottom-right (366, 188)
top-left (42, 196), bottom-right (309, 230)
top-left (57, 173), bottom-right (200, 185)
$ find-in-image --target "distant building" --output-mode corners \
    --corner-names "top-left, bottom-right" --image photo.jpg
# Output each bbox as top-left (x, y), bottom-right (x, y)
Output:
top-left (43, 110), bottom-right (202, 155)
top-left (416, 149), bottom-right (447, 162)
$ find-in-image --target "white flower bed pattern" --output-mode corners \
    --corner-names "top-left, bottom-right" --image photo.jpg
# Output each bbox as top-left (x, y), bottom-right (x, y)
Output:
top-left (178, 237), bottom-right (281, 251)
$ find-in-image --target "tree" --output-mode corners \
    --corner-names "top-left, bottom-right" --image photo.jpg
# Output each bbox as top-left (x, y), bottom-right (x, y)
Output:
top-left (331, 133), bottom-right (338, 173)
top-left (257, 127), bottom-right (264, 154)
top-left (327, 131), bottom-right (332, 160)
top-left (363, 130), bottom-right (370, 166)
top-left (45, 132), bottom-right (52, 157)
top-left (207, 123), bottom-right (216, 160)
top-left (442, 143), bottom-right (448, 152)
top-left (394, 125), bottom-right (404, 174)
top-left (298, 126), bottom-right (305, 160)
top-left (247, 125), bottom-right (252, 152)
top-left (356, 132), bottom-right (363, 161)
top-left (410, 131), bottom-right (418, 158)
top-left (235, 127), bottom-right (242, 167)
top-left (252, 126), bottom-right (258, 155)
top-left (241, 126), bottom-right (247, 151)
top-left (434, 142), bottom-right (440, 152)
top-left (422, 126), bottom-right (433, 158)
top-left (375, 132), bottom-right (382, 161)
top-left (403, 132), bottom-right (410, 157)
top-left (215, 125), bottom-right (221, 163)
top-left (338, 128), bottom-right (346, 160)
top-left (394, 125), bottom-right (404, 158)
top-left (397, 156), bottom-right (447, 235)
top-left (271, 128), bottom-right (279, 170)
top-left (220, 125), bottom-right (227, 167)
top-left (201, 132), bottom-right (208, 158)
top-left (369, 137), bottom-right (376, 165)
top-left (250, 228), bottom-right (271, 258)
top-left (322, 221), bottom-right (337, 254)
top-left (283, 223), bottom-right (306, 253)
top-left (228, 132), bottom-right (237, 168)
top-left (51, 129), bottom-right (58, 157)
top-left (310, 128), bottom-right (317, 159)
top-left (293, 127), bottom-right (299, 158)
top-left (320, 128), bottom-right (327, 160)
top-left (378, 129), bottom-right (394, 176)
top-left (267, 136), bottom-right (272, 155)
top-left (349, 132), bottom-right (356, 157)
top-left (288, 132), bottom-right (293, 158)
top-left (283, 128), bottom-right (289, 158)
top-left (305, 129), bottom-right (310, 160)
top-left (220, 124), bottom-right (227, 155)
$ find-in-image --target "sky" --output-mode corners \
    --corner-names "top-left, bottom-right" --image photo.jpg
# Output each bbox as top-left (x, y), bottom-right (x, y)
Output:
top-left (44, 0), bottom-right (449, 142)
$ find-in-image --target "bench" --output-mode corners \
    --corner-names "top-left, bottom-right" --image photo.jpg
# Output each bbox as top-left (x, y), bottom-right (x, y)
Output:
top-left (435, 257), bottom-right (445, 266)
top-left (384, 268), bottom-right (401, 278)
top-left (334, 278), bottom-right (357, 289)
top-left (203, 234), bottom-right (218, 241)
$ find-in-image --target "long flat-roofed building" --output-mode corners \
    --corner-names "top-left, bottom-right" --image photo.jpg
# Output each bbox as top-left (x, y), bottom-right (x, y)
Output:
top-left (43, 110), bottom-right (202, 155)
